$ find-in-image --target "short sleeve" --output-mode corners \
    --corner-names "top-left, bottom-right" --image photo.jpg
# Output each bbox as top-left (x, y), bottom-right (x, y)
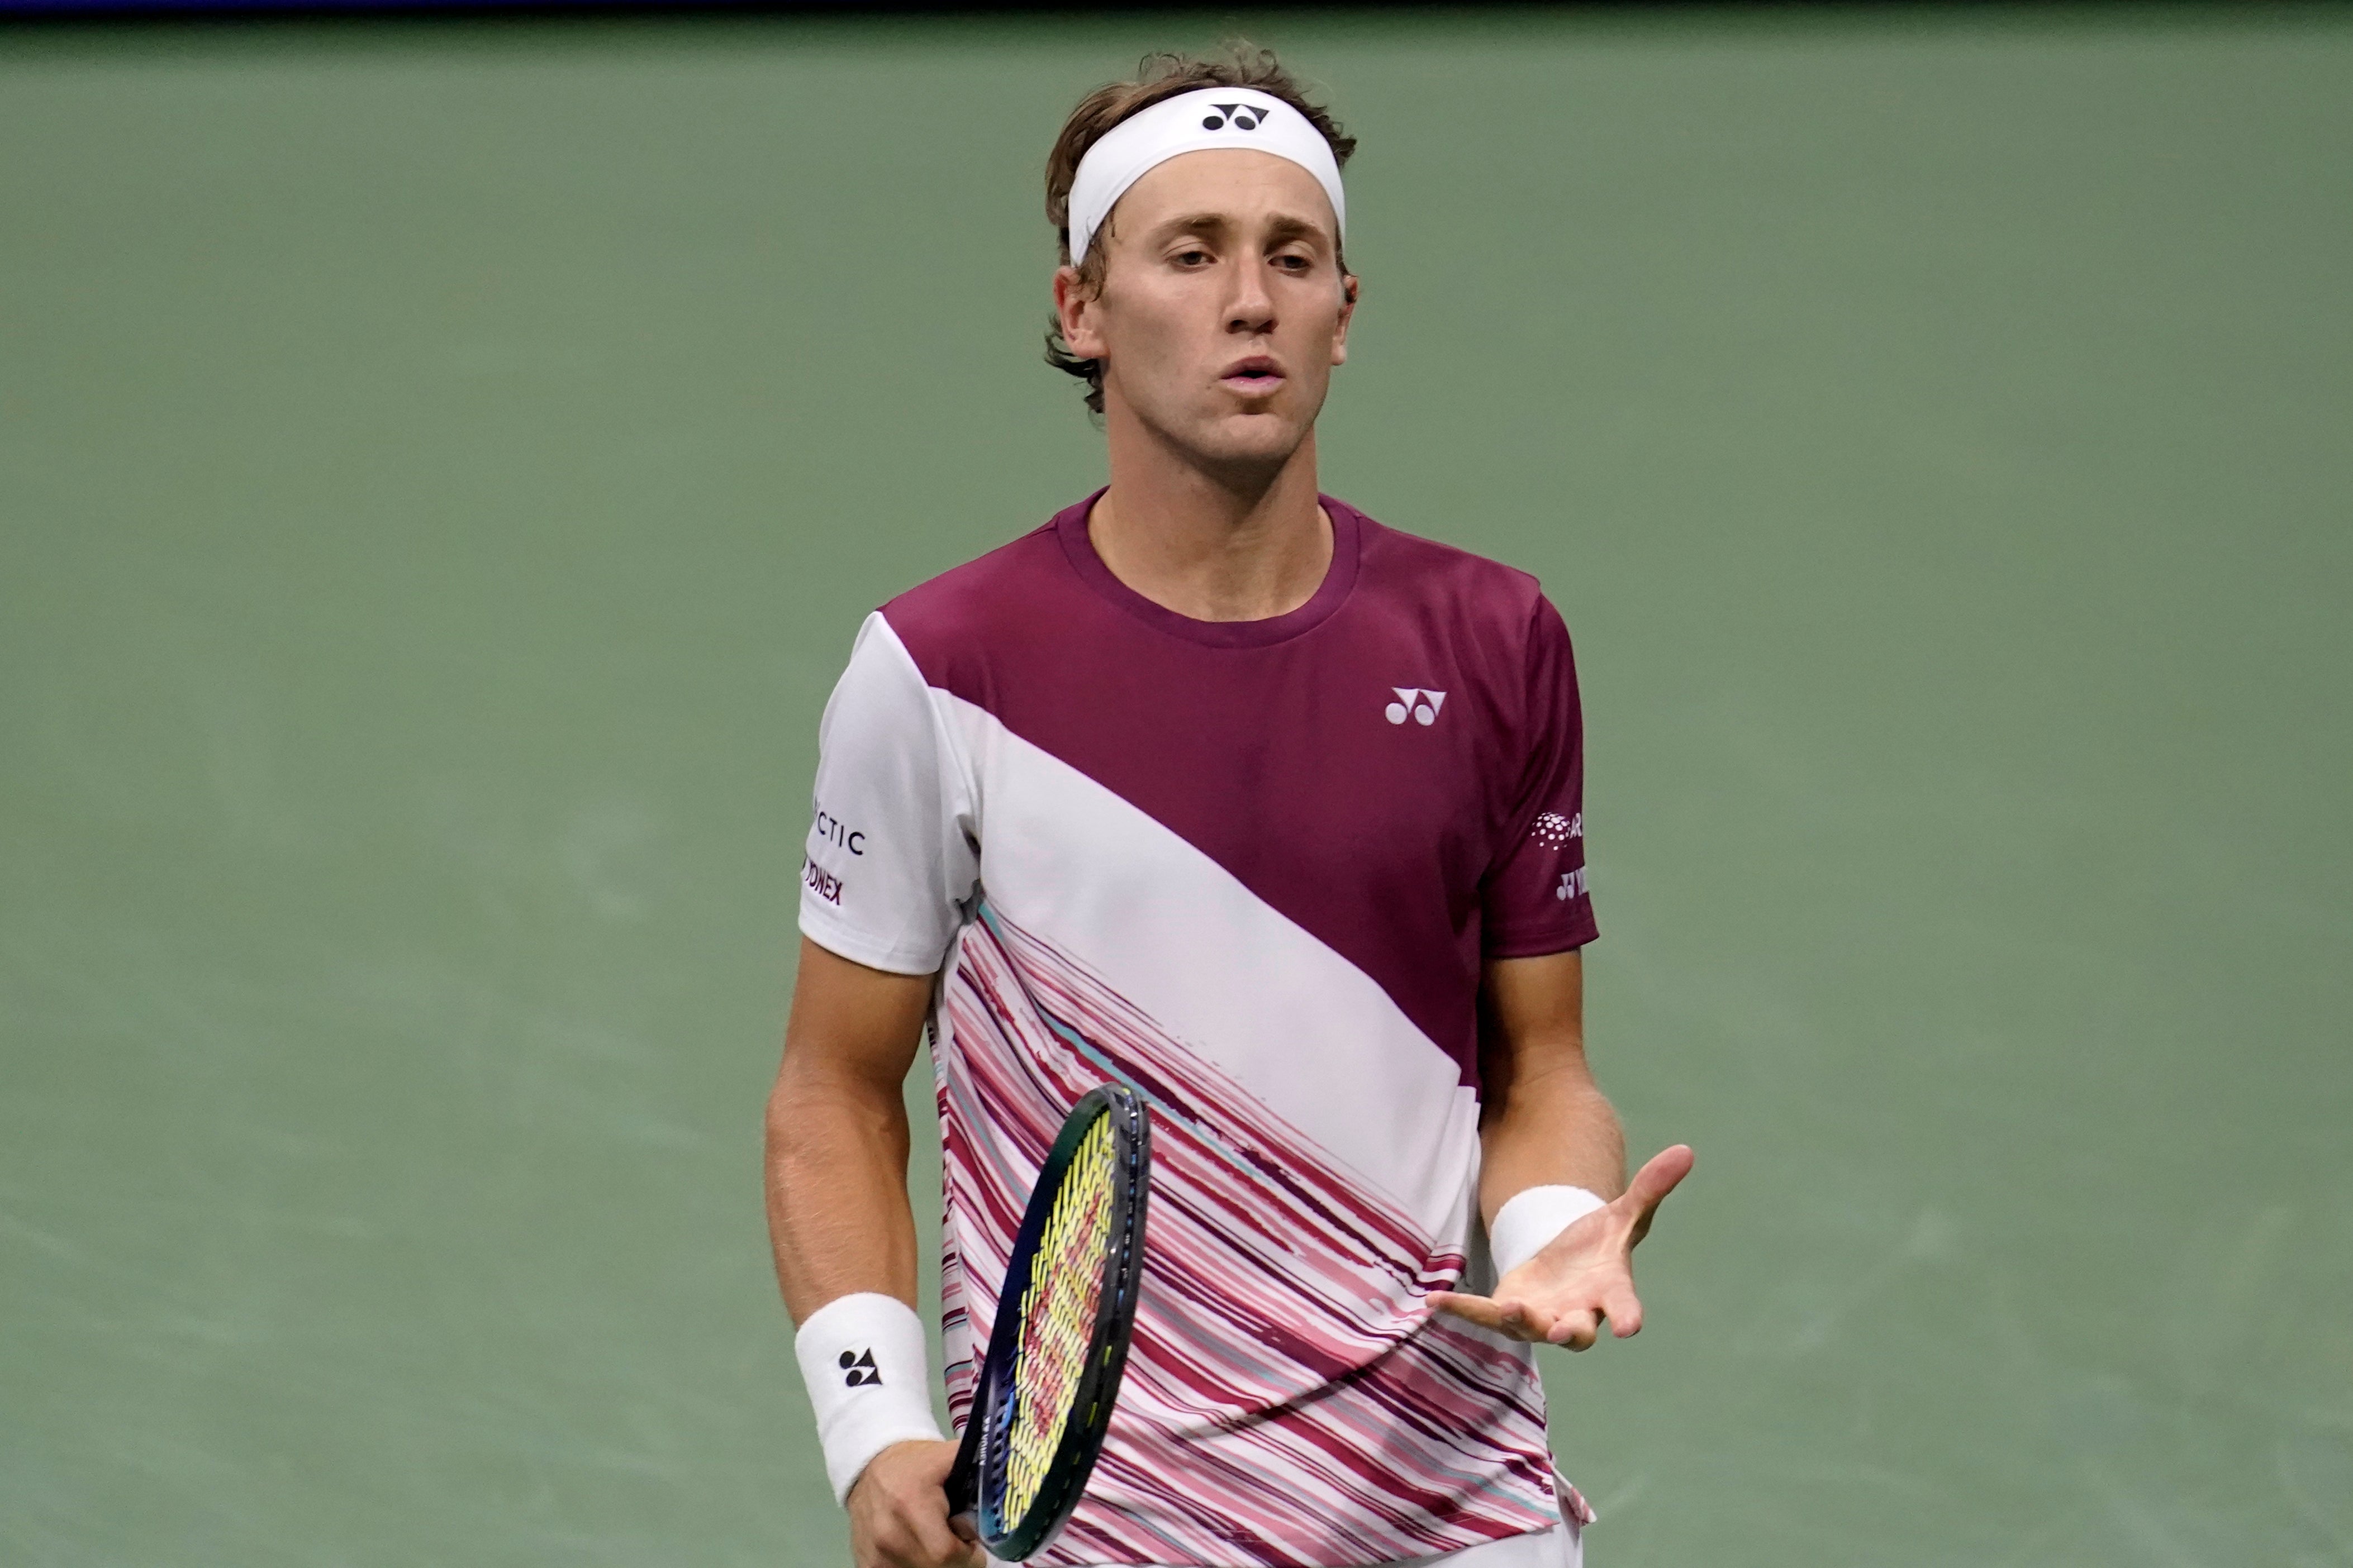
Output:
top-left (798, 612), bottom-right (980, 975)
top-left (1480, 594), bottom-right (1598, 957)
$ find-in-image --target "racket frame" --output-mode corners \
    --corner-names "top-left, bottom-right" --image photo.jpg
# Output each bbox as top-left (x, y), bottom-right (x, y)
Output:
top-left (945, 1082), bottom-right (1151, 1561)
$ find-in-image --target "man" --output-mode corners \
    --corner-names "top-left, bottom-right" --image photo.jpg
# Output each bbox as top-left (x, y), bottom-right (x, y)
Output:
top-left (765, 50), bottom-right (1692, 1568)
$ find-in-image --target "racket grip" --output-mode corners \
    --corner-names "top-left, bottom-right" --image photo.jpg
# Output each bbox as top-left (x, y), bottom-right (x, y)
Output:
top-left (943, 1400), bottom-right (982, 1518)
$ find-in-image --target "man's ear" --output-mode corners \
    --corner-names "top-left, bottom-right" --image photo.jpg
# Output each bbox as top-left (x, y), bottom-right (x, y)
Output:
top-left (1054, 265), bottom-right (1109, 361)
top-left (1332, 273), bottom-right (1359, 367)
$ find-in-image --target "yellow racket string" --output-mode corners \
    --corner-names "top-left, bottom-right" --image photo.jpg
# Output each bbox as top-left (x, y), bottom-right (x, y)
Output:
top-left (1000, 1112), bottom-right (1119, 1523)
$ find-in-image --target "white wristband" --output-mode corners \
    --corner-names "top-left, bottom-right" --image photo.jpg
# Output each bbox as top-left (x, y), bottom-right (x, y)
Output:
top-left (793, 1292), bottom-right (947, 1505)
top-left (1489, 1185), bottom-right (1609, 1278)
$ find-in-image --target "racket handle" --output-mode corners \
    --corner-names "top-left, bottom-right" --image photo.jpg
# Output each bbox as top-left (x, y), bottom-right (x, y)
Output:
top-left (943, 1394), bottom-right (982, 1518)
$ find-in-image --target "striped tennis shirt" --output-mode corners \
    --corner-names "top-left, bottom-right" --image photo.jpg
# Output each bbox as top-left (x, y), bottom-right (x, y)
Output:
top-left (799, 489), bottom-right (1597, 1567)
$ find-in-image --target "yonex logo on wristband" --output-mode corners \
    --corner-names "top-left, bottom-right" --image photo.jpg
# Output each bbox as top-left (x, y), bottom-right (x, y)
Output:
top-left (793, 1292), bottom-right (942, 1502)
top-left (1385, 688), bottom-right (1447, 726)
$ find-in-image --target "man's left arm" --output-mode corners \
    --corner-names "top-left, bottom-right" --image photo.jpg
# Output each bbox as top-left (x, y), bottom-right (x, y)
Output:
top-left (1429, 949), bottom-right (1694, 1348)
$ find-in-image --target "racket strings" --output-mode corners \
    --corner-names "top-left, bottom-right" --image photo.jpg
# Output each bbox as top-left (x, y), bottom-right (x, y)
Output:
top-left (1001, 1111), bottom-right (1119, 1523)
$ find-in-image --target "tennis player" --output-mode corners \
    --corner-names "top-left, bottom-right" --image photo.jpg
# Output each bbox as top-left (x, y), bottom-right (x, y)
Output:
top-left (765, 49), bottom-right (1692, 1568)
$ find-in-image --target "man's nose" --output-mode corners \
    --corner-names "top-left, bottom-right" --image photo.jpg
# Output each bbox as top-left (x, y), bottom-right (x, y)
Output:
top-left (1225, 263), bottom-right (1276, 333)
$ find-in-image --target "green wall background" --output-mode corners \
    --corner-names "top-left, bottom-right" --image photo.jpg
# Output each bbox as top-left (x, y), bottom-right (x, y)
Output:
top-left (3, 8), bottom-right (2349, 1564)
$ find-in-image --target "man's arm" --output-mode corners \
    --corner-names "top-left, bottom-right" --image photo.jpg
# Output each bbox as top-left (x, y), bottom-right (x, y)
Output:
top-left (1470, 950), bottom-right (1625, 1219)
top-left (765, 937), bottom-right (980, 1568)
top-left (766, 937), bottom-right (933, 1318)
top-left (1430, 949), bottom-right (1693, 1348)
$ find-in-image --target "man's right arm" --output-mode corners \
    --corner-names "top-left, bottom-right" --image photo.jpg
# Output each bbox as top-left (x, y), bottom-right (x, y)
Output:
top-left (766, 936), bottom-right (933, 1318)
top-left (765, 936), bottom-right (980, 1568)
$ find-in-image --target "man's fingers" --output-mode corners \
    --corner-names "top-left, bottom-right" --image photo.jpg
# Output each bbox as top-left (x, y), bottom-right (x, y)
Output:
top-left (1496, 1298), bottom-right (1552, 1345)
top-left (1429, 1291), bottom-right (1542, 1342)
top-left (1615, 1144), bottom-right (1695, 1243)
top-left (1546, 1308), bottom-right (1600, 1351)
top-left (911, 1510), bottom-right (973, 1568)
top-left (848, 1440), bottom-right (983, 1568)
top-left (897, 1501), bottom-right (981, 1568)
top-left (1428, 1290), bottom-right (1503, 1331)
top-left (1432, 1289), bottom-right (1644, 1351)
top-left (1625, 1144), bottom-right (1695, 1210)
top-left (866, 1516), bottom-right (929, 1568)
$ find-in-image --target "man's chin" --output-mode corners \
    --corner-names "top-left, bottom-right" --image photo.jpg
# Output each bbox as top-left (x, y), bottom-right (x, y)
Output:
top-left (1181, 409), bottom-right (1310, 473)
top-left (1119, 391), bottom-right (1316, 482)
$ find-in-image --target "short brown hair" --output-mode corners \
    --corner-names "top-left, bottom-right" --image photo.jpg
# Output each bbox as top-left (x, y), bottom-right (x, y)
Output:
top-left (1043, 46), bottom-right (1358, 416)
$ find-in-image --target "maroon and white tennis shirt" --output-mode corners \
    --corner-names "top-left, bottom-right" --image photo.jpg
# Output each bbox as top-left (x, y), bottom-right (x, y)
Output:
top-left (799, 490), bottom-right (1597, 1567)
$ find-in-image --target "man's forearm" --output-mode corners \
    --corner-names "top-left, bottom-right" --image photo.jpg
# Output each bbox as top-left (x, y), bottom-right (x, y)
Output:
top-left (766, 1057), bottom-right (952, 1508)
top-left (1476, 951), bottom-right (1625, 1228)
top-left (765, 938), bottom-right (936, 1323)
top-left (765, 1060), bottom-right (924, 1322)
top-left (1477, 1053), bottom-right (1627, 1227)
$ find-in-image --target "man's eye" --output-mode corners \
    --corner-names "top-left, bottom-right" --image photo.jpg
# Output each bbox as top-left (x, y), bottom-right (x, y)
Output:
top-left (1175, 249), bottom-right (1212, 266)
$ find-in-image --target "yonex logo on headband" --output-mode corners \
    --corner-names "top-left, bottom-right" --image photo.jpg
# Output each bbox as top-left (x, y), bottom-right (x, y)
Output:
top-left (1200, 102), bottom-right (1271, 131)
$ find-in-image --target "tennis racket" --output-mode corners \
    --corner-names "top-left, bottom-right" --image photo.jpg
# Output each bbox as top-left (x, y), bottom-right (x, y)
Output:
top-left (945, 1081), bottom-right (1152, 1561)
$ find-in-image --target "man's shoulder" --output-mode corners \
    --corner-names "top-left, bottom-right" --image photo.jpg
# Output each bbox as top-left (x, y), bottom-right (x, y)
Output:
top-left (1346, 503), bottom-right (1550, 637)
top-left (876, 518), bottom-right (1074, 679)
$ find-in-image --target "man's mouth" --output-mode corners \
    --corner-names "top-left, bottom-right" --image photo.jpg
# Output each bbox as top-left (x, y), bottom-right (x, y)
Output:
top-left (1220, 356), bottom-right (1285, 396)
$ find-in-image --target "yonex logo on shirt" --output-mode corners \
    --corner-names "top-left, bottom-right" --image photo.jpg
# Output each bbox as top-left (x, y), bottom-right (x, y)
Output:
top-left (1385, 688), bottom-right (1447, 726)
top-left (804, 856), bottom-right (845, 906)
top-left (1200, 102), bottom-right (1271, 131)
top-left (1557, 869), bottom-right (1587, 902)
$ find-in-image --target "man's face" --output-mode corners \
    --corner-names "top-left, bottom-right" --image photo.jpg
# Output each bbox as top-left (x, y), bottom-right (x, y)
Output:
top-left (1057, 148), bottom-right (1356, 479)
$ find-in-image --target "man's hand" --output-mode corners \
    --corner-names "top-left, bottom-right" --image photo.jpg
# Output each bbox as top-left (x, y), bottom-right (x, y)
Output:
top-left (847, 1439), bottom-right (982, 1568)
top-left (1429, 1145), bottom-right (1695, 1348)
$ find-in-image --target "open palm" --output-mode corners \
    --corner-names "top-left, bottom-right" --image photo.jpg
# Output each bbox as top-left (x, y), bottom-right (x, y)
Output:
top-left (1428, 1145), bottom-right (1694, 1349)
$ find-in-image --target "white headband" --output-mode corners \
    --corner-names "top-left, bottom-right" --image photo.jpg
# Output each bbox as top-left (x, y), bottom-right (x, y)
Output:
top-left (1066, 86), bottom-right (1347, 268)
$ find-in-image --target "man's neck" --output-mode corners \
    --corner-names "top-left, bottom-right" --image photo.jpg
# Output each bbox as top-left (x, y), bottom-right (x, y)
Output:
top-left (1088, 423), bottom-right (1332, 625)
